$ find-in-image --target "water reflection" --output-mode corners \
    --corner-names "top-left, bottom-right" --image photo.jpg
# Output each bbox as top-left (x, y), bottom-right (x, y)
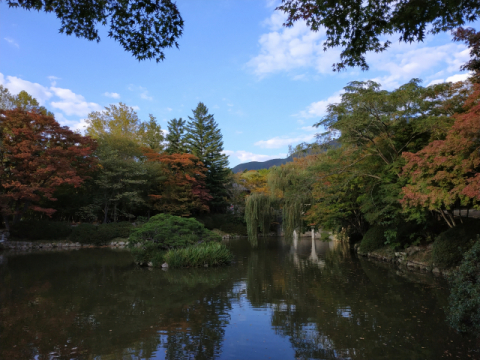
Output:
top-left (1, 238), bottom-right (479, 359)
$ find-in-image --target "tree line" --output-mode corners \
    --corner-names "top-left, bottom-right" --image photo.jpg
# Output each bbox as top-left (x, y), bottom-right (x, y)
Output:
top-left (0, 87), bottom-right (231, 231)
top-left (244, 29), bottom-right (480, 243)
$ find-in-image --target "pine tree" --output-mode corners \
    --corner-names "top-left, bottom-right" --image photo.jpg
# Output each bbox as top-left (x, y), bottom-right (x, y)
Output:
top-left (185, 103), bottom-right (230, 212)
top-left (165, 118), bottom-right (186, 154)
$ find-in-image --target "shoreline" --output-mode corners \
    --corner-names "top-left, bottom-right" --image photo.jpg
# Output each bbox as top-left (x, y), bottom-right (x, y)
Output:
top-left (354, 243), bottom-right (453, 277)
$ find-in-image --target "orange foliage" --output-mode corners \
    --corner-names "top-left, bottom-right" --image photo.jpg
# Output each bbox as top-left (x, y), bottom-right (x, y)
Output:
top-left (0, 109), bottom-right (97, 227)
top-left (401, 84), bottom-right (480, 213)
top-left (144, 150), bottom-right (212, 216)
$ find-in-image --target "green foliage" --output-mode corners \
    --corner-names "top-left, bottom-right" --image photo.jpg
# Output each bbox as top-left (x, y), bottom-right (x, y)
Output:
top-left (448, 238), bottom-right (480, 336)
top-left (245, 193), bottom-right (276, 239)
top-left (70, 224), bottom-right (99, 244)
top-left (278, 0), bottom-right (480, 71)
top-left (7, 0), bottom-right (184, 62)
top-left (360, 226), bottom-right (387, 253)
top-left (185, 102), bottom-right (230, 212)
top-left (70, 222), bottom-right (133, 245)
top-left (128, 214), bottom-right (222, 266)
top-left (164, 242), bottom-right (233, 268)
top-left (432, 219), bottom-right (480, 269)
top-left (165, 118), bottom-right (187, 154)
top-left (197, 213), bottom-right (247, 235)
top-left (10, 220), bottom-right (72, 241)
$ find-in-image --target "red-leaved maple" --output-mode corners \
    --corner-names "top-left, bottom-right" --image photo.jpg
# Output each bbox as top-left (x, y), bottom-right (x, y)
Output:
top-left (0, 109), bottom-right (97, 230)
top-left (401, 84), bottom-right (480, 227)
top-left (144, 150), bottom-right (212, 216)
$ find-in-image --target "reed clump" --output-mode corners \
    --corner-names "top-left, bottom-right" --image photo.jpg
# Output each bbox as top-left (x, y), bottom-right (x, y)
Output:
top-left (164, 242), bottom-right (233, 268)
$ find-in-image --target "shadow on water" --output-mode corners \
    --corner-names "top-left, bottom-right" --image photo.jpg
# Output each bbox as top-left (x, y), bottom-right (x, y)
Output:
top-left (0, 238), bottom-right (479, 359)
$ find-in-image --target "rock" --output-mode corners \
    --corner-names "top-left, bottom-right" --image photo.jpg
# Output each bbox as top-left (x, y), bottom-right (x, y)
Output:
top-left (204, 264), bottom-right (208, 268)
top-left (147, 262), bottom-right (153, 267)
top-left (405, 246), bottom-right (421, 256)
top-left (161, 262), bottom-right (168, 268)
top-left (118, 242), bottom-right (125, 246)
top-left (432, 267), bottom-right (441, 275)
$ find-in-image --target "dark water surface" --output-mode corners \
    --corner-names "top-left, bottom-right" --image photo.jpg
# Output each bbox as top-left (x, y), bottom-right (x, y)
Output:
top-left (1, 237), bottom-right (479, 359)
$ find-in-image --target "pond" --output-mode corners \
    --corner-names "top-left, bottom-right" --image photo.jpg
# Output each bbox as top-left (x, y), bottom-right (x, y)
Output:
top-left (0, 237), bottom-right (478, 359)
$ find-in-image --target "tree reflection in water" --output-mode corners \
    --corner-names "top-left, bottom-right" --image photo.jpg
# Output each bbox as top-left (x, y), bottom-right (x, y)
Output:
top-left (1, 239), bottom-right (479, 359)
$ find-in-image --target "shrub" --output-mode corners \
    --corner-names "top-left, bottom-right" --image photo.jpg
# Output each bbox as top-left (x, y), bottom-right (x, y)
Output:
top-left (70, 224), bottom-right (101, 245)
top-left (432, 219), bottom-right (480, 269)
top-left (70, 222), bottom-right (133, 245)
top-left (164, 242), bottom-right (233, 268)
top-left (447, 238), bottom-right (480, 337)
top-left (10, 220), bottom-right (72, 240)
top-left (129, 214), bottom-right (220, 249)
top-left (359, 226), bottom-right (387, 253)
top-left (196, 213), bottom-right (247, 235)
top-left (128, 214), bottom-right (222, 265)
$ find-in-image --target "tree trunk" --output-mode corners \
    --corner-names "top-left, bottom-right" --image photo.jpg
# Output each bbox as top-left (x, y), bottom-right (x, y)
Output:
top-left (12, 201), bottom-right (30, 226)
top-left (2, 214), bottom-right (10, 232)
top-left (439, 209), bottom-right (454, 228)
top-left (103, 203), bottom-right (109, 224)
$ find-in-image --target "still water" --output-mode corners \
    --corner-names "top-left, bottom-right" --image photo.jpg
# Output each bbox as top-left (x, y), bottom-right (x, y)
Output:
top-left (0, 237), bottom-right (478, 360)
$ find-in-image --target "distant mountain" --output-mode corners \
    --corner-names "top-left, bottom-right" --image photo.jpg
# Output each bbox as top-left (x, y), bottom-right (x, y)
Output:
top-left (231, 141), bottom-right (340, 173)
top-left (231, 155), bottom-right (294, 173)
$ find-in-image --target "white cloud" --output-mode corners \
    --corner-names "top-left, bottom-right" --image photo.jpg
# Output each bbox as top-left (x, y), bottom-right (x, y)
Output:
top-left (427, 72), bottom-right (471, 86)
top-left (131, 105), bottom-right (140, 111)
top-left (128, 84), bottom-right (153, 101)
top-left (427, 79), bottom-right (445, 86)
top-left (295, 92), bottom-right (342, 119)
top-left (50, 86), bottom-right (101, 116)
top-left (446, 73), bottom-right (471, 83)
top-left (48, 76), bottom-right (60, 86)
top-left (301, 126), bottom-right (317, 132)
top-left (367, 42), bottom-right (470, 89)
top-left (0, 73), bottom-right (52, 104)
top-left (248, 12), bottom-right (470, 85)
top-left (166, 107), bottom-right (173, 111)
top-left (254, 134), bottom-right (315, 149)
top-left (4, 37), bottom-right (19, 48)
top-left (104, 92), bottom-right (120, 99)
top-left (223, 150), bottom-right (287, 163)
top-left (247, 16), bottom-right (325, 78)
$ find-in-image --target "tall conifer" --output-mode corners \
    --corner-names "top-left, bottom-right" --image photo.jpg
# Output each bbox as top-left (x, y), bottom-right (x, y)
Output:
top-left (185, 102), bottom-right (230, 212)
top-left (165, 118), bottom-right (186, 154)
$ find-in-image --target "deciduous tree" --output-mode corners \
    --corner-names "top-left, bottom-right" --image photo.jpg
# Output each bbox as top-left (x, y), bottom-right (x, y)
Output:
top-left (144, 150), bottom-right (211, 216)
top-left (401, 85), bottom-right (480, 227)
top-left (0, 108), bottom-right (97, 230)
top-left (277, 0), bottom-right (480, 71)
top-left (7, 0), bottom-right (184, 62)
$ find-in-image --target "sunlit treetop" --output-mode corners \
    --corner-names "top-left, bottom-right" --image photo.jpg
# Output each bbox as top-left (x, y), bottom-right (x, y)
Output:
top-left (277, 0), bottom-right (480, 71)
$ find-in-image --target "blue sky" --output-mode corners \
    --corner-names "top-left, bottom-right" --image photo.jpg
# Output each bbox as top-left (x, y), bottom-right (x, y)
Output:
top-left (1, 1), bottom-right (476, 167)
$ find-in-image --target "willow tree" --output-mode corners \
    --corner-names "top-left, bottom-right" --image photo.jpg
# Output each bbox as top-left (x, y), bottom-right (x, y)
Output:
top-left (268, 158), bottom-right (316, 237)
top-left (244, 193), bottom-right (276, 240)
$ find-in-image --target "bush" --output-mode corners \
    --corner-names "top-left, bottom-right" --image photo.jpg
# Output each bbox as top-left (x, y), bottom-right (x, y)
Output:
top-left (129, 214), bottom-right (220, 249)
top-left (447, 238), bottom-right (480, 337)
top-left (196, 213), bottom-right (247, 235)
top-left (359, 226), bottom-right (387, 253)
top-left (70, 222), bottom-right (133, 245)
top-left (10, 220), bottom-right (72, 240)
top-left (164, 242), bottom-right (233, 268)
top-left (432, 219), bottom-right (480, 269)
top-left (128, 214), bottom-right (222, 265)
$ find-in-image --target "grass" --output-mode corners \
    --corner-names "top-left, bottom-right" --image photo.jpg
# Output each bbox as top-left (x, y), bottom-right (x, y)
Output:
top-left (164, 242), bottom-right (233, 269)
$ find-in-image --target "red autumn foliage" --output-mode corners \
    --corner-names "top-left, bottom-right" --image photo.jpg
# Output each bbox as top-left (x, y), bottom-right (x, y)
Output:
top-left (0, 109), bottom-right (97, 229)
top-left (401, 84), bottom-right (480, 223)
top-left (144, 150), bottom-right (212, 216)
